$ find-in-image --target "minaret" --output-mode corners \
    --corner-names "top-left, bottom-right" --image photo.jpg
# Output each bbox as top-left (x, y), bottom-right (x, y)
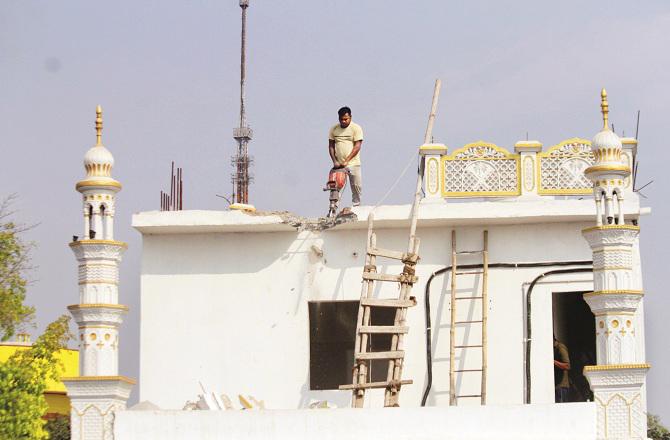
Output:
top-left (229, 0), bottom-right (255, 212)
top-left (63, 106), bottom-right (135, 440)
top-left (581, 90), bottom-right (649, 440)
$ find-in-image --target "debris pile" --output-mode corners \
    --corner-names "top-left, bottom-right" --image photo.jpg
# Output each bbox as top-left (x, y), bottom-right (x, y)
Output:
top-left (244, 209), bottom-right (357, 231)
top-left (183, 383), bottom-right (265, 411)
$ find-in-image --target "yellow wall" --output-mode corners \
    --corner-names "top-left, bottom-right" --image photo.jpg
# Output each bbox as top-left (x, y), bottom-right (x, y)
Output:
top-left (0, 344), bottom-right (79, 415)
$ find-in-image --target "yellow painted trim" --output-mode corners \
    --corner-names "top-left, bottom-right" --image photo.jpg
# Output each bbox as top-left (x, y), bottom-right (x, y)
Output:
top-left (78, 280), bottom-right (118, 285)
top-left (585, 164), bottom-right (631, 174)
top-left (69, 239), bottom-right (128, 248)
top-left (514, 141), bottom-right (543, 152)
top-left (62, 375), bottom-right (136, 385)
top-left (584, 290), bottom-right (643, 297)
top-left (523, 155), bottom-right (535, 192)
top-left (594, 311), bottom-right (636, 317)
top-left (582, 225), bottom-right (640, 233)
top-left (426, 157), bottom-right (440, 195)
top-left (68, 304), bottom-right (129, 311)
top-left (0, 343), bottom-right (78, 353)
top-left (446, 141), bottom-right (517, 160)
top-left (593, 266), bottom-right (632, 272)
top-left (541, 137), bottom-right (592, 155)
top-left (441, 141), bottom-right (521, 197)
top-left (419, 144), bottom-right (448, 152)
top-left (593, 248), bottom-right (632, 253)
top-left (76, 179), bottom-right (122, 190)
top-left (44, 390), bottom-right (68, 396)
top-left (620, 138), bottom-right (638, 145)
top-left (538, 187), bottom-right (592, 195)
top-left (229, 203), bottom-right (256, 212)
top-left (583, 363), bottom-right (650, 372)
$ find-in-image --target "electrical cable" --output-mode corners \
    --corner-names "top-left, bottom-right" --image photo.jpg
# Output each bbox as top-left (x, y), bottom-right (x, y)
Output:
top-left (371, 151), bottom-right (418, 212)
top-left (420, 260), bottom-right (592, 407)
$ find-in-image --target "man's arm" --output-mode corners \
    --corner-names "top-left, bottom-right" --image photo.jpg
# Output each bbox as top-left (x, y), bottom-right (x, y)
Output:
top-left (553, 360), bottom-right (570, 370)
top-left (341, 140), bottom-right (362, 166)
top-left (553, 345), bottom-right (571, 370)
top-left (328, 139), bottom-right (340, 168)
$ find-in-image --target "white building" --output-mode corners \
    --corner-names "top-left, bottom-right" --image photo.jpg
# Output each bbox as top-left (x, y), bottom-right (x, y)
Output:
top-left (68, 92), bottom-right (651, 439)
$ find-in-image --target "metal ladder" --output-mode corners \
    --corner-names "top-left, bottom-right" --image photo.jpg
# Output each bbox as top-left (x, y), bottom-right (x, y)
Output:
top-left (339, 214), bottom-right (420, 407)
top-left (449, 230), bottom-right (489, 405)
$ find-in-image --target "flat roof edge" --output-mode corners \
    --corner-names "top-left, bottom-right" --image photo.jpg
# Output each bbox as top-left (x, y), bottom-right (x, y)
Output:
top-left (132, 199), bottom-right (646, 235)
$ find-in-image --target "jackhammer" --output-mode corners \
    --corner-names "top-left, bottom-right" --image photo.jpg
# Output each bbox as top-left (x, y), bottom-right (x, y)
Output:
top-left (323, 167), bottom-right (348, 218)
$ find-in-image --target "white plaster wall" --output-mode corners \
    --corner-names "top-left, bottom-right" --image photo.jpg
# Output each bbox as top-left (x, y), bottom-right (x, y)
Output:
top-left (137, 211), bottom-right (623, 410)
top-left (115, 403), bottom-right (597, 440)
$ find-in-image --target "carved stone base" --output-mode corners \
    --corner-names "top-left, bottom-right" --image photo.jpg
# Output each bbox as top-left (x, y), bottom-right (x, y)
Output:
top-left (63, 376), bottom-right (135, 440)
top-left (584, 364), bottom-right (649, 440)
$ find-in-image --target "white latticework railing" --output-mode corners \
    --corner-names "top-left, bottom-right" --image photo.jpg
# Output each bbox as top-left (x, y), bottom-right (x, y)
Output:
top-left (537, 138), bottom-right (594, 195)
top-left (442, 142), bottom-right (520, 197)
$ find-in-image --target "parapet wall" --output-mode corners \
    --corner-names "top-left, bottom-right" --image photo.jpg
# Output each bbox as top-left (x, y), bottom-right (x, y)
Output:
top-left (115, 403), bottom-right (597, 440)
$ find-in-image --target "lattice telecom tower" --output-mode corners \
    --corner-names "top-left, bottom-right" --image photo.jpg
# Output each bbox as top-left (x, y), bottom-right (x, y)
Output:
top-left (231, 0), bottom-right (254, 206)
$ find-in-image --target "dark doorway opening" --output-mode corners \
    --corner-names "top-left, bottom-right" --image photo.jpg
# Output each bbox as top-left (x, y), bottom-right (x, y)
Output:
top-left (308, 301), bottom-right (396, 390)
top-left (552, 291), bottom-right (596, 402)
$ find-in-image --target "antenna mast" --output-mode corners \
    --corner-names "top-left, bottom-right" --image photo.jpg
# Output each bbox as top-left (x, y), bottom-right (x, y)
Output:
top-left (231, 0), bottom-right (254, 205)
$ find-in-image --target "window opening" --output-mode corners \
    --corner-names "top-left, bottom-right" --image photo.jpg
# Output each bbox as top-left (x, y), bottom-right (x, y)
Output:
top-left (308, 300), bottom-right (397, 390)
top-left (552, 291), bottom-right (595, 403)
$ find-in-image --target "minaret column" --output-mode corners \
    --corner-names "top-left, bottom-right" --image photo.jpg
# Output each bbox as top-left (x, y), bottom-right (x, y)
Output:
top-left (581, 89), bottom-right (649, 440)
top-left (63, 106), bottom-right (134, 440)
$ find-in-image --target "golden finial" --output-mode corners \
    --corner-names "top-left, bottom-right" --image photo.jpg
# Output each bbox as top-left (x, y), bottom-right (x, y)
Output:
top-left (95, 105), bottom-right (103, 146)
top-left (600, 88), bottom-right (609, 130)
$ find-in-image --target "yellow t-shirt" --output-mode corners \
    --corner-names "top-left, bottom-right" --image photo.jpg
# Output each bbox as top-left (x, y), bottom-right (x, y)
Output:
top-left (329, 122), bottom-right (363, 166)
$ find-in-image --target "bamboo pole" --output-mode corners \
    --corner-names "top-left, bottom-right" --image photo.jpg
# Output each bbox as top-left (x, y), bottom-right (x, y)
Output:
top-left (407, 79), bottom-right (441, 253)
top-left (449, 229), bottom-right (457, 406)
top-left (481, 230), bottom-right (489, 405)
top-left (385, 237), bottom-right (420, 407)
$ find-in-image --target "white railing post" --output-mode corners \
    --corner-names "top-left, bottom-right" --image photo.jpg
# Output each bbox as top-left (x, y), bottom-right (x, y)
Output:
top-left (514, 141), bottom-right (543, 198)
top-left (419, 143), bottom-right (447, 202)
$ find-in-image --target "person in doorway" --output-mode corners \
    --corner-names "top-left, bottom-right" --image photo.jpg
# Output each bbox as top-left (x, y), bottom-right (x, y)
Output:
top-left (553, 335), bottom-right (571, 403)
top-left (328, 106), bottom-right (363, 207)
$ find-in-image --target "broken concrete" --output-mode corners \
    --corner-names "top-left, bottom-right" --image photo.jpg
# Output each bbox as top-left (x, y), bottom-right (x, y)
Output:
top-left (242, 209), bottom-right (358, 231)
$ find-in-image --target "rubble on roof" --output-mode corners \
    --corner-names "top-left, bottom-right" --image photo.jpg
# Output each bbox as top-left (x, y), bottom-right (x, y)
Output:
top-left (242, 209), bottom-right (358, 231)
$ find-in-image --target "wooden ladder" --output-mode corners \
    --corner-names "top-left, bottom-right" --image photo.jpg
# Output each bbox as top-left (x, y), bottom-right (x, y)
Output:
top-left (449, 230), bottom-right (489, 405)
top-left (339, 214), bottom-right (420, 407)
top-left (339, 78), bottom-right (442, 407)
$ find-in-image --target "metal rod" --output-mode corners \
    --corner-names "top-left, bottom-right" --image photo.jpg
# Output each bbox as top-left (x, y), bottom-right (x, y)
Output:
top-left (179, 168), bottom-right (183, 210)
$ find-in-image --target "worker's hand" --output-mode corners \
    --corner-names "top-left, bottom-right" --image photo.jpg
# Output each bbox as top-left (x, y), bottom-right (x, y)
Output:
top-left (341, 160), bottom-right (349, 167)
top-left (333, 161), bottom-right (343, 169)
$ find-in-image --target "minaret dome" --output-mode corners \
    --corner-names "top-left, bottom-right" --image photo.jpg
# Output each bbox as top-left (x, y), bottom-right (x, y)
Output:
top-left (76, 106), bottom-right (121, 192)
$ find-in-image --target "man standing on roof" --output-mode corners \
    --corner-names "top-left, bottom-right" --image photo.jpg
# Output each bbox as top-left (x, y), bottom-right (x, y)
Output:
top-left (329, 106), bottom-right (363, 207)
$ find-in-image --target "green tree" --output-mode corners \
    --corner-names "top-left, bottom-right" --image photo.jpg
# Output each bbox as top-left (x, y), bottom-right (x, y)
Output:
top-left (44, 415), bottom-right (70, 440)
top-left (0, 316), bottom-right (70, 440)
top-left (0, 197), bottom-right (72, 439)
top-left (0, 196), bottom-right (35, 341)
top-left (649, 414), bottom-right (670, 440)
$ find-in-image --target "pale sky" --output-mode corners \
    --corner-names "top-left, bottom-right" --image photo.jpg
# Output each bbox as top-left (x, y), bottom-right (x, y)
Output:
top-left (1, 0), bottom-right (669, 419)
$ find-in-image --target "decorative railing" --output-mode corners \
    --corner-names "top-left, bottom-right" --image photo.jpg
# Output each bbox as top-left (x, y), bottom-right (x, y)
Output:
top-left (420, 137), bottom-right (636, 200)
top-left (441, 142), bottom-right (520, 197)
top-left (537, 138), bottom-right (594, 195)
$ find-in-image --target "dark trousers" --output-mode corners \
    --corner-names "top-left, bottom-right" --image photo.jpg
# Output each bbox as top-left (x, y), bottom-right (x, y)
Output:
top-left (555, 386), bottom-right (569, 403)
